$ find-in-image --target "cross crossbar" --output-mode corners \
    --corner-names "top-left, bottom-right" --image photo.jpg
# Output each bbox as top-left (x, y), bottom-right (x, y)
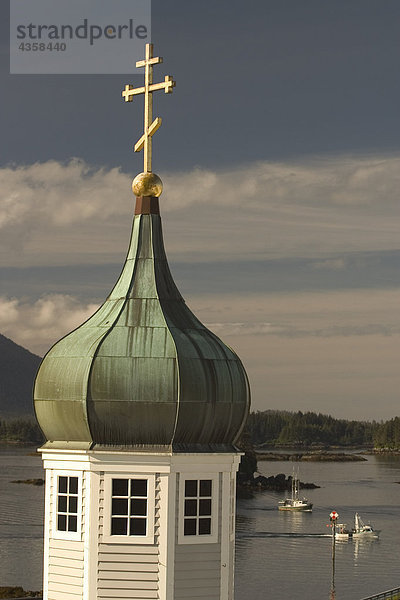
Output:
top-left (122, 43), bottom-right (176, 173)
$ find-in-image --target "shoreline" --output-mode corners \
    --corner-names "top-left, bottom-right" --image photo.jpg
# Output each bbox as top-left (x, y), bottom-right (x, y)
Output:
top-left (255, 451), bottom-right (368, 462)
top-left (0, 587), bottom-right (41, 599)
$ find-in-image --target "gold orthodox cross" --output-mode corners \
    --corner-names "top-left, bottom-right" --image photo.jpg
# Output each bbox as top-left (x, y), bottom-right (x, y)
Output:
top-left (122, 43), bottom-right (175, 173)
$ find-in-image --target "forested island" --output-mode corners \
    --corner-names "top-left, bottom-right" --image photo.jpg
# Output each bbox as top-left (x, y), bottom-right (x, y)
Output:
top-left (244, 410), bottom-right (400, 450)
top-left (1, 410), bottom-right (400, 450)
top-left (0, 417), bottom-right (43, 445)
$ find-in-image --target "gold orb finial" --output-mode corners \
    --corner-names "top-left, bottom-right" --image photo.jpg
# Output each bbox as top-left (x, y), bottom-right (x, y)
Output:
top-left (132, 172), bottom-right (163, 197)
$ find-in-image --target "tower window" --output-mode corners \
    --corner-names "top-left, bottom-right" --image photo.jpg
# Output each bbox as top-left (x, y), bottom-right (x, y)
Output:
top-left (111, 478), bottom-right (149, 537)
top-left (103, 474), bottom-right (155, 544)
top-left (179, 474), bottom-right (219, 544)
top-left (53, 472), bottom-right (82, 541)
top-left (184, 479), bottom-right (212, 536)
top-left (57, 476), bottom-right (79, 532)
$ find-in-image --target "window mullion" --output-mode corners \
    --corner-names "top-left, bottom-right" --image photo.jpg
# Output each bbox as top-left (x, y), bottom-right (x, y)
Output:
top-left (196, 490), bottom-right (200, 533)
top-left (128, 479), bottom-right (132, 524)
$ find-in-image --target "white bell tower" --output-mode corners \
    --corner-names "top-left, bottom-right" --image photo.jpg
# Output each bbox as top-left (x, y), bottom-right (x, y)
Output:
top-left (40, 451), bottom-right (241, 599)
top-left (34, 43), bottom-right (250, 600)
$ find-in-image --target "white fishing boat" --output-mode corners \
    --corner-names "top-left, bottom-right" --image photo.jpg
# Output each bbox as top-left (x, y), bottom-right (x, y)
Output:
top-left (335, 512), bottom-right (380, 540)
top-left (278, 472), bottom-right (313, 512)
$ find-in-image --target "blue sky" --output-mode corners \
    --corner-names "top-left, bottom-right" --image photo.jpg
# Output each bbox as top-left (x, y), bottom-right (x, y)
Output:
top-left (2, 0), bottom-right (400, 419)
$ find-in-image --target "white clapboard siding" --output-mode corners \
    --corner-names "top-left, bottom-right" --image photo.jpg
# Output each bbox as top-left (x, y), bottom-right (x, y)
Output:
top-left (98, 546), bottom-right (159, 599)
top-left (49, 546), bottom-right (84, 560)
top-left (174, 577), bottom-right (221, 588)
top-left (99, 561), bottom-right (158, 573)
top-left (175, 548), bottom-right (222, 563)
top-left (100, 571), bottom-right (158, 581)
top-left (48, 564), bottom-right (84, 578)
top-left (48, 541), bottom-right (85, 599)
top-left (48, 471), bottom-right (54, 532)
top-left (173, 473), bottom-right (222, 599)
top-left (97, 474), bottom-right (160, 600)
top-left (177, 592), bottom-right (221, 600)
top-left (98, 545), bottom-right (159, 559)
top-left (100, 544), bottom-right (160, 556)
top-left (97, 590), bottom-right (158, 599)
top-left (49, 556), bottom-right (84, 569)
top-left (47, 590), bottom-right (83, 600)
top-left (49, 582), bottom-right (83, 595)
top-left (98, 580), bottom-right (158, 590)
top-left (50, 538), bottom-right (84, 552)
top-left (47, 472), bottom-right (84, 600)
top-left (174, 545), bottom-right (221, 598)
top-left (81, 471), bottom-right (86, 538)
top-left (154, 474), bottom-right (161, 547)
top-left (48, 572), bottom-right (83, 586)
top-left (175, 570), bottom-right (221, 581)
top-left (98, 472), bottom-right (104, 541)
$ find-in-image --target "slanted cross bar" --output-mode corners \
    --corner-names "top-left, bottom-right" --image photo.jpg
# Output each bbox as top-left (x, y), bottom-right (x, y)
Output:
top-left (122, 43), bottom-right (175, 173)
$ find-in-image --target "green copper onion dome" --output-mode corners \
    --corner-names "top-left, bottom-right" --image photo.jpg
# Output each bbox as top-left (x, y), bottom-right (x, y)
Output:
top-left (34, 192), bottom-right (250, 451)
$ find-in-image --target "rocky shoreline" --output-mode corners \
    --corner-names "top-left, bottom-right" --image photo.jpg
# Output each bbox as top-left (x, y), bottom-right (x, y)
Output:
top-left (236, 448), bottom-right (369, 497)
top-left (254, 472), bottom-right (319, 491)
top-left (237, 471), bottom-right (319, 498)
top-left (10, 478), bottom-right (44, 486)
top-left (255, 451), bottom-right (367, 462)
top-left (0, 587), bottom-right (41, 599)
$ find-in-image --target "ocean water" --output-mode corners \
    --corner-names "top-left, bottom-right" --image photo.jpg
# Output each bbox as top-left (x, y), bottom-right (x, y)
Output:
top-left (0, 447), bottom-right (44, 591)
top-left (235, 456), bottom-right (400, 600)
top-left (1, 448), bottom-right (399, 599)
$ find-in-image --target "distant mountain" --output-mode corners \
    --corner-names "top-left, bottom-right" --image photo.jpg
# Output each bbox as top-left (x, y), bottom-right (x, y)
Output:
top-left (0, 334), bottom-right (42, 417)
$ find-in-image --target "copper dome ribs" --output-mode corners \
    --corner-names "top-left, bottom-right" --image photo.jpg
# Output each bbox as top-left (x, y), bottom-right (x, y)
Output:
top-left (34, 205), bottom-right (249, 450)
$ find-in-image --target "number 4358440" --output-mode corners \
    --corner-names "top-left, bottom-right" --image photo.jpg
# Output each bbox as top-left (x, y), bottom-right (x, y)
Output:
top-left (18, 42), bottom-right (66, 51)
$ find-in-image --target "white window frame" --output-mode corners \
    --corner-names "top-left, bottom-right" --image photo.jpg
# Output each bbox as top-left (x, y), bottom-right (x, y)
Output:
top-left (103, 474), bottom-right (155, 545)
top-left (178, 473), bottom-right (219, 545)
top-left (52, 470), bottom-right (83, 542)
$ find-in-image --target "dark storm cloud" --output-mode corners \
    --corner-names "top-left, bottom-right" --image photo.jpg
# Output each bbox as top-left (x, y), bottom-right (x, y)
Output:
top-left (1, 1), bottom-right (400, 170)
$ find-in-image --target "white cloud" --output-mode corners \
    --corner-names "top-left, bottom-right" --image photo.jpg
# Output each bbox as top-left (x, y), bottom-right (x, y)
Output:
top-left (207, 320), bottom-right (400, 338)
top-left (0, 159), bottom-right (131, 229)
top-left (206, 322), bottom-right (288, 336)
top-left (311, 258), bottom-right (346, 270)
top-left (163, 155), bottom-right (400, 213)
top-left (2, 154), bottom-right (400, 267)
top-left (192, 287), bottom-right (400, 345)
top-left (3, 287), bottom-right (398, 356)
top-left (0, 294), bottom-right (99, 355)
top-left (2, 288), bottom-right (400, 420)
